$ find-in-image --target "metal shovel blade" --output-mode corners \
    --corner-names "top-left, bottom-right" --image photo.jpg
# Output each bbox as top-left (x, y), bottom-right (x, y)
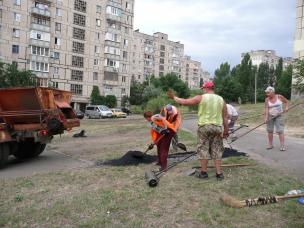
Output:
top-left (177, 143), bottom-right (187, 152)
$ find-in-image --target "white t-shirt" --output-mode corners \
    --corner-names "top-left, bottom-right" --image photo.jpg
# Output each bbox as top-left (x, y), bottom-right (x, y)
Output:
top-left (227, 104), bottom-right (238, 117)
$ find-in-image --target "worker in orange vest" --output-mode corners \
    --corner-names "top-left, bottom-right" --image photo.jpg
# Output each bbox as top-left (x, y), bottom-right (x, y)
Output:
top-left (160, 104), bottom-right (181, 150)
top-left (144, 111), bottom-right (176, 171)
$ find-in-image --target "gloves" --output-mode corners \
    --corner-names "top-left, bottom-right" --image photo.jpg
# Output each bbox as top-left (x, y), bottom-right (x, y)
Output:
top-left (161, 129), bottom-right (170, 136)
top-left (148, 143), bottom-right (154, 150)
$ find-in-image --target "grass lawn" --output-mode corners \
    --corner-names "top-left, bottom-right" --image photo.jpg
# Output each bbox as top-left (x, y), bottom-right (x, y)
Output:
top-left (0, 118), bottom-right (303, 227)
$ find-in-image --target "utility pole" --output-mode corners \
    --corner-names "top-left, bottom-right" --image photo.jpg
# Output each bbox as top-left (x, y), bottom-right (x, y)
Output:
top-left (254, 70), bottom-right (257, 104)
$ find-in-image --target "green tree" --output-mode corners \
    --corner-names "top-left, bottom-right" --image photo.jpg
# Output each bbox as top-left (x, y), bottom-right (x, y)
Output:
top-left (121, 95), bottom-right (129, 107)
top-left (142, 84), bottom-right (162, 103)
top-left (275, 58), bottom-right (283, 83)
top-left (129, 80), bottom-right (145, 105)
top-left (90, 86), bottom-right (103, 105)
top-left (214, 62), bottom-right (230, 89)
top-left (217, 76), bottom-right (242, 103)
top-left (277, 64), bottom-right (293, 99)
top-left (0, 62), bottom-right (37, 88)
top-left (105, 95), bottom-right (117, 108)
top-left (145, 93), bottom-right (171, 113)
top-left (293, 59), bottom-right (304, 94)
top-left (238, 54), bottom-right (254, 103)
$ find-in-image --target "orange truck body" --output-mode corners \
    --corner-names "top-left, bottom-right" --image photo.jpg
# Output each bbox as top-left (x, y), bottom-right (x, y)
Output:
top-left (0, 87), bottom-right (80, 167)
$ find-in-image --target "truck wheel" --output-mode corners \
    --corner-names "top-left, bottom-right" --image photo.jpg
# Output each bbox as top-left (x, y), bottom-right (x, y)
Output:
top-left (13, 142), bottom-right (46, 159)
top-left (0, 143), bottom-right (10, 168)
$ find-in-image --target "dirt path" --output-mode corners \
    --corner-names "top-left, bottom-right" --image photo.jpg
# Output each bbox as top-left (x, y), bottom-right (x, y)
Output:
top-left (182, 117), bottom-right (304, 182)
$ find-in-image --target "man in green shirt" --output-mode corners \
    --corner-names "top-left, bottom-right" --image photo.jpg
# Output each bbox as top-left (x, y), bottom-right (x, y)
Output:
top-left (167, 82), bottom-right (229, 180)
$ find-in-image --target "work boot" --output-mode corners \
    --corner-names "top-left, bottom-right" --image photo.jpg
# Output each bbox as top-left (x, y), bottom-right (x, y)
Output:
top-left (195, 171), bottom-right (208, 179)
top-left (216, 173), bottom-right (224, 181)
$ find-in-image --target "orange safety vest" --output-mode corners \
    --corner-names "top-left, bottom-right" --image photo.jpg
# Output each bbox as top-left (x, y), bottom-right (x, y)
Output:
top-left (150, 116), bottom-right (175, 143)
top-left (160, 106), bottom-right (181, 132)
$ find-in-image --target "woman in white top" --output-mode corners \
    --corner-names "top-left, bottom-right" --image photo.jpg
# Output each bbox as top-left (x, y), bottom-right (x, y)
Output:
top-left (264, 86), bottom-right (289, 151)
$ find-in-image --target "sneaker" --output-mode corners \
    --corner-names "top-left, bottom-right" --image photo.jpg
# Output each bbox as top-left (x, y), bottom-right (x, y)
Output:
top-left (216, 173), bottom-right (224, 181)
top-left (195, 171), bottom-right (208, 179)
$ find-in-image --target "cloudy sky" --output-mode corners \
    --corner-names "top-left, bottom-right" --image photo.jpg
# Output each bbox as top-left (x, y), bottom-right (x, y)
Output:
top-left (133, 0), bottom-right (296, 75)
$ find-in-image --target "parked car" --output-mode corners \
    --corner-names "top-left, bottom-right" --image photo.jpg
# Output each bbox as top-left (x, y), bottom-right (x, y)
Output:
top-left (121, 107), bottom-right (132, 115)
top-left (111, 109), bottom-right (127, 118)
top-left (85, 105), bottom-right (113, 119)
top-left (75, 110), bottom-right (84, 119)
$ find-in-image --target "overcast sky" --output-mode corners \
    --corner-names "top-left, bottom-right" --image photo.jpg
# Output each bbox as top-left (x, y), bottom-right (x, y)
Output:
top-left (133, 0), bottom-right (296, 75)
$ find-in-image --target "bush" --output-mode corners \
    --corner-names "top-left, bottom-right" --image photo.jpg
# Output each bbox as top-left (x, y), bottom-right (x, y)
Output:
top-left (145, 93), bottom-right (171, 114)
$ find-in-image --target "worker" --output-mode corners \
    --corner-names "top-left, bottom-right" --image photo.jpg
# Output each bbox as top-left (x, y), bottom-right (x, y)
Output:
top-left (167, 81), bottom-right (229, 180)
top-left (143, 111), bottom-right (176, 171)
top-left (160, 104), bottom-right (181, 150)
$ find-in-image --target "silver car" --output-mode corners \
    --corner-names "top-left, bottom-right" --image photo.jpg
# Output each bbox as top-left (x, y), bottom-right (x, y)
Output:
top-left (85, 105), bottom-right (113, 119)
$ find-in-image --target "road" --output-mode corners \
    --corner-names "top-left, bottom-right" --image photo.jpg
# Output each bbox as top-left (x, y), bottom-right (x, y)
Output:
top-left (0, 146), bottom-right (91, 179)
top-left (182, 116), bottom-right (304, 182)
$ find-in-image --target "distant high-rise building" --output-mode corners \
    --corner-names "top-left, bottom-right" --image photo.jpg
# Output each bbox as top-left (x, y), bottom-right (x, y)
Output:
top-left (292, 0), bottom-right (304, 99)
top-left (0, 0), bottom-right (134, 110)
top-left (241, 50), bottom-right (280, 69)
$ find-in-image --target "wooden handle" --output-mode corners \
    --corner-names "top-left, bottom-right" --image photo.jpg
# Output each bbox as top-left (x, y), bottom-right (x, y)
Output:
top-left (277, 193), bottom-right (304, 200)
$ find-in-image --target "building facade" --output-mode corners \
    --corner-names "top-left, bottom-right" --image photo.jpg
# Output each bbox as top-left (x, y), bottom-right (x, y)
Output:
top-left (0, 0), bottom-right (134, 110)
top-left (131, 30), bottom-right (185, 83)
top-left (241, 50), bottom-right (280, 69)
top-left (292, 0), bottom-right (304, 99)
top-left (182, 55), bottom-right (201, 89)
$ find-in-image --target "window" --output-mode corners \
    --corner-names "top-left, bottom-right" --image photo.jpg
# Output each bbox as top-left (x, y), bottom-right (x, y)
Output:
top-left (72, 41), bottom-right (84, 54)
top-left (53, 52), bottom-right (60, 59)
top-left (106, 6), bottom-right (121, 16)
top-left (160, 52), bottom-right (165, 57)
top-left (94, 59), bottom-right (99, 65)
top-left (160, 58), bottom-right (164, 64)
top-left (95, 32), bottom-right (100, 40)
top-left (12, 45), bottom-right (19, 54)
top-left (104, 72), bottom-right (118, 81)
top-left (13, 28), bottom-right (20, 37)
top-left (55, 37), bottom-right (61, 45)
top-left (105, 59), bottom-right (119, 68)
top-left (55, 22), bottom-right (61, 31)
top-left (56, 0), bottom-right (62, 5)
top-left (121, 88), bottom-right (126, 94)
top-left (74, 0), bottom-right (86, 13)
top-left (14, 13), bottom-right (21, 22)
top-left (122, 76), bottom-right (126, 83)
top-left (30, 61), bottom-right (49, 72)
top-left (71, 84), bottom-right (83, 95)
top-left (31, 46), bottom-right (49, 56)
top-left (14, 0), bottom-right (21, 5)
top-left (56, 8), bottom-right (61, 16)
top-left (94, 46), bottom-right (100, 54)
top-left (73, 27), bottom-right (85, 40)
top-left (32, 16), bottom-right (50, 26)
top-left (105, 32), bottom-right (121, 42)
top-left (73, 13), bottom-right (86, 27)
top-left (123, 51), bottom-right (128, 59)
top-left (96, 19), bottom-right (101, 27)
top-left (72, 56), bottom-right (84, 68)
top-left (93, 72), bottom-right (98, 80)
top-left (126, 2), bottom-right (131, 10)
top-left (54, 67), bottom-right (59, 75)
top-left (96, 5), bottom-right (101, 13)
top-left (71, 70), bottom-right (83, 81)
top-left (30, 30), bottom-right (50, 41)
top-left (123, 39), bottom-right (128, 46)
top-left (159, 65), bottom-right (164, 71)
top-left (160, 45), bottom-right (165, 51)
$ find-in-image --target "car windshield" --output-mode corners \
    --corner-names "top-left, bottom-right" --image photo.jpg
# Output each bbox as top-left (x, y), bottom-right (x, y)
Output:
top-left (100, 106), bottom-right (110, 111)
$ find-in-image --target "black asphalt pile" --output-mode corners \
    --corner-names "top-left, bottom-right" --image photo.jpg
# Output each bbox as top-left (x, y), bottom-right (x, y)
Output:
top-left (97, 148), bottom-right (247, 167)
top-left (96, 151), bottom-right (157, 166)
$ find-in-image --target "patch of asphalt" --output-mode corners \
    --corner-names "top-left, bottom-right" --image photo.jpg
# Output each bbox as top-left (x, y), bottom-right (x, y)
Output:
top-left (0, 147), bottom-right (93, 179)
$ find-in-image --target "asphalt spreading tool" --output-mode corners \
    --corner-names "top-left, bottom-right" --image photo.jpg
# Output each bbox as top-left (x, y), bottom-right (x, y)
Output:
top-left (145, 150), bottom-right (198, 187)
top-left (220, 193), bottom-right (304, 208)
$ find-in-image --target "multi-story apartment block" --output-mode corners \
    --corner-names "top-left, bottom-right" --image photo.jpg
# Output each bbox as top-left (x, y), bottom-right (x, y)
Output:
top-left (0, 0), bottom-right (134, 110)
top-left (182, 55), bottom-right (201, 89)
top-left (293, 0), bottom-right (304, 99)
top-left (241, 50), bottom-right (280, 69)
top-left (131, 30), bottom-right (184, 83)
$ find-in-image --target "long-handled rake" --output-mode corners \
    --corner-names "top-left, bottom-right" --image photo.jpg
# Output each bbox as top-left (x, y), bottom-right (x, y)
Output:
top-left (220, 193), bottom-right (304, 208)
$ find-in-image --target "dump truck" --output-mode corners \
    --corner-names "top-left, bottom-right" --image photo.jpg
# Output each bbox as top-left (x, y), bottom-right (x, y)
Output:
top-left (0, 87), bottom-right (80, 168)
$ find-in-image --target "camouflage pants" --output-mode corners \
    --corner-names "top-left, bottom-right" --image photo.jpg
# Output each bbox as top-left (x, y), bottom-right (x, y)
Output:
top-left (197, 125), bottom-right (224, 160)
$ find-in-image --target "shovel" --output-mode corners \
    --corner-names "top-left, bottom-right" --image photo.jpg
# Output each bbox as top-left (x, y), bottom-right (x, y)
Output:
top-left (132, 135), bottom-right (165, 159)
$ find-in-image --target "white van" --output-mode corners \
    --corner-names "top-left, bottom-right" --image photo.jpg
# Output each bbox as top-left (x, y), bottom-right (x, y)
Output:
top-left (85, 105), bottom-right (113, 119)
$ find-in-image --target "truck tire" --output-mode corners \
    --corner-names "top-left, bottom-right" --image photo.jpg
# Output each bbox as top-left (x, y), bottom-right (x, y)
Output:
top-left (13, 142), bottom-right (46, 159)
top-left (0, 143), bottom-right (10, 168)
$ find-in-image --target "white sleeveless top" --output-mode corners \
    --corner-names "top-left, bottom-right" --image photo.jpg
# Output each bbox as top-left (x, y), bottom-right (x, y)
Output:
top-left (268, 95), bottom-right (283, 116)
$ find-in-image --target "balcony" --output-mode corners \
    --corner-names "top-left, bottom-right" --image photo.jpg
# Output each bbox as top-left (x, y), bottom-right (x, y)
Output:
top-left (30, 39), bottom-right (50, 48)
top-left (29, 54), bottom-right (49, 63)
top-left (106, 14), bottom-right (121, 22)
top-left (107, 0), bottom-right (122, 8)
top-left (105, 40), bottom-right (120, 47)
top-left (104, 53), bottom-right (120, 61)
top-left (31, 7), bottom-right (51, 17)
top-left (31, 23), bottom-right (50, 32)
top-left (104, 66), bottom-right (119, 73)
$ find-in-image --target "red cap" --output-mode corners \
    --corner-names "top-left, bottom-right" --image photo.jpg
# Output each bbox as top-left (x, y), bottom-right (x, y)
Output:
top-left (201, 81), bottom-right (214, 89)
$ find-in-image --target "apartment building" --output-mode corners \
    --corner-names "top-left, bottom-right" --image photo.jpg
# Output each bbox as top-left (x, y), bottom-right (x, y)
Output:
top-left (241, 50), bottom-right (280, 69)
top-left (0, 0), bottom-right (134, 110)
top-left (182, 55), bottom-right (201, 89)
top-left (293, 0), bottom-right (304, 99)
top-left (131, 30), bottom-right (184, 83)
